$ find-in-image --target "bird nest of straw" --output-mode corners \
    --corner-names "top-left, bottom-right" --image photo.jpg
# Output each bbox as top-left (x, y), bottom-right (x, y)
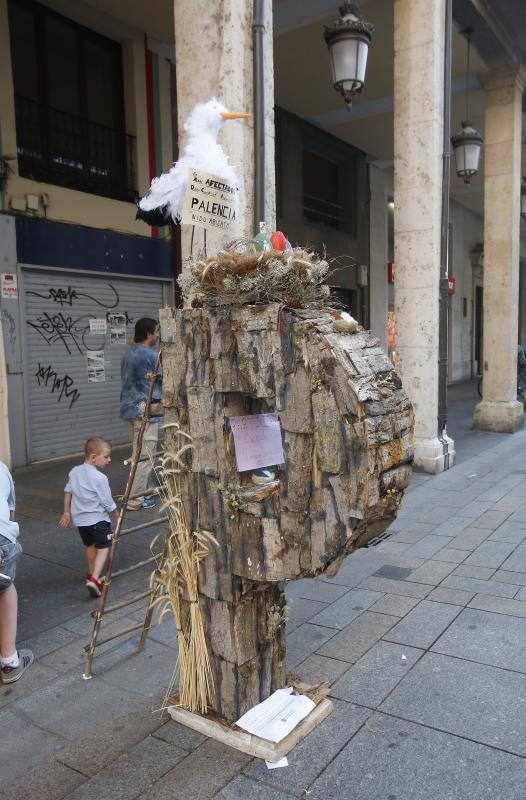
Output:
top-left (178, 246), bottom-right (331, 309)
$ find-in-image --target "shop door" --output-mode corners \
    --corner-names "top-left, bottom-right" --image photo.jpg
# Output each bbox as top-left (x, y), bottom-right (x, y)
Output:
top-left (22, 268), bottom-right (166, 462)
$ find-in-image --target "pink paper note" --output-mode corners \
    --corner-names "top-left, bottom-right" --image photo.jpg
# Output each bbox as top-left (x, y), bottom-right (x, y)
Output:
top-left (229, 414), bottom-right (284, 472)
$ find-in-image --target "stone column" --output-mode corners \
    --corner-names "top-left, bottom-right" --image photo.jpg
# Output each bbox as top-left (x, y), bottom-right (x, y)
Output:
top-left (369, 164), bottom-right (392, 352)
top-left (474, 66), bottom-right (526, 433)
top-left (393, 0), bottom-right (454, 472)
top-left (173, 0), bottom-right (275, 259)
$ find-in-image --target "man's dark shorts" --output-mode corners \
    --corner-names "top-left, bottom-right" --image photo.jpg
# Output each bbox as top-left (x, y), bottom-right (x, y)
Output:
top-left (0, 535), bottom-right (22, 592)
top-left (77, 521), bottom-right (112, 550)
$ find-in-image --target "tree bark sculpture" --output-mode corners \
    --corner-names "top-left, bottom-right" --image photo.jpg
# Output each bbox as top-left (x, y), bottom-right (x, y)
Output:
top-left (160, 303), bottom-right (414, 721)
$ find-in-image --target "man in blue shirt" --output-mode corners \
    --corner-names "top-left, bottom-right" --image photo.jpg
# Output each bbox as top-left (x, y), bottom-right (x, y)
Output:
top-left (120, 318), bottom-right (162, 510)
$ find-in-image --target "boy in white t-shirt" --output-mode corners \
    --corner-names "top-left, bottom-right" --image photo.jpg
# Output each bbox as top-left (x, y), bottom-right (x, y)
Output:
top-left (59, 437), bottom-right (119, 597)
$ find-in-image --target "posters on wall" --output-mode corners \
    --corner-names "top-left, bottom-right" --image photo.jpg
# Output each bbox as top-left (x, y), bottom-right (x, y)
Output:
top-left (89, 318), bottom-right (107, 335)
top-left (86, 350), bottom-right (105, 383)
top-left (107, 312), bottom-right (127, 345)
top-left (1, 273), bottom-right (18, 299)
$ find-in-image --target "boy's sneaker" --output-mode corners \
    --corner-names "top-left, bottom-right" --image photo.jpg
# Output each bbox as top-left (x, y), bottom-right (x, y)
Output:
top-left (1, 649), bottom-right (34, 684)
top-left (86, 574), bottom-right (102, 598)
top-left (141, 497), bottom-right (157, 509)
top-left (252, 468), bottom-right (276, 485)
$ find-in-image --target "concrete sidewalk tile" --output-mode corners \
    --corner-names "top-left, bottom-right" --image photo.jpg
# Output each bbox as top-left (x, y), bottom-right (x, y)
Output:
top-left (13, 671), bottom-right (140, 740)
top-left (0, 661), bottom-right (60, 711)
top-left (431, 517), bottom-right (472, 537)
top-left (416, 506), bottom-right (457, 524)
top-left (317, 612), bottom-right (398, 663)
top-left (368, 593), bottom-right (420, 617)
top-left (94, 640), bottom-right (177, 699)
top-left (213, 776), bottom-right (294, 800)
top-left (153, 720), bottom-right (207, 752)
top-left (440, 574), bottom-right (519, 598)
top-left (468, 593), bottom-right (526, 618)
top-left (462, 540), bottom-right (517, 568)
top-left (0, 760), bottom-right (86, 800)
top-left (372, 541), bottom-right (411, 556)
top-left (456, 500), bottom-right (492, 518)
top-left (408, 535), bottom-right (454, 558)
top-left (286, 623), bottom-right (337, 668)
top-left (473, 510), bottom-right (511, 530)
top-left (358, 576), bottom-right (432, 598)
top-left (0, 709), bottom-right (67, 787)
top-left (58, 703), bottom-right (166, 777)
top-left (65, 737), bottom-right (187, 800)
top-left (453, 564), bottom-right (496, 580)
top-left (516, 587), bottom-right (526, 601)
top-left (305, 712), bottom-right (526, 800)
top-left (308, 589), bottom-right (382, 630)
top-left (431, 547), bottom-right (469, 564)
top-left (432, 607), bottom-right (526, 673)
top-left (242, 700), bottom-right (370, 795)
top-left (389, 528), bottom-right (429, 544)
top-left (405, 560), bottom-right (455, 585)
top-left (285, 578), bottom-right (314, 600)
top-left (501, 545), bottom-right (526, 573)
top-left (447, 527), bottom-right (493, 550)
top-left (296, 654), bottom-right (350, 686)
top-left (493, 569), bottom-right (526, 587)
top-left (286, 598), bottom-right (329, 633)
top-left (18, 624), bottom-right (78, 658)
top-left (330, 641), bottom-right (423, 708)
top-left (372, 565), bottom-right (412, 580)
top-left (380, 652), bottom-right (526, 756)
top-left (426, 587), bottom-right (476, 606)
top-left (138, 739), bottom-right (252, 800)
top-left (295, 580), bottom-right (351, 604)
top-left (384, 600), bottom-right (461, 649)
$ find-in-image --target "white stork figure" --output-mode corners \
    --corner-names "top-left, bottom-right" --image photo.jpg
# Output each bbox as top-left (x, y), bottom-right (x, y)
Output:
top-left (137, 98), bottom-right (250, 226)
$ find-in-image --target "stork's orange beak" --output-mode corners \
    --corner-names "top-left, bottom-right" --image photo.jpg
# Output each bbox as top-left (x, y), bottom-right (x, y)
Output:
top-left (221, 112), bottom-right (252, 120)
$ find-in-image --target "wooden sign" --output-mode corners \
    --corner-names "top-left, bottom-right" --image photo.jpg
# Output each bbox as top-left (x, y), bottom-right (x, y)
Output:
top-left (181, 169), bottom-right (238, 233)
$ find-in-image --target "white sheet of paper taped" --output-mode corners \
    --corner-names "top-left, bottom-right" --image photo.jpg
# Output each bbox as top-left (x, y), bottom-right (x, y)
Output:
top-left (235, 687), bottom-right (315, 743)
top-left (266, 757), bottom-right (289, 769)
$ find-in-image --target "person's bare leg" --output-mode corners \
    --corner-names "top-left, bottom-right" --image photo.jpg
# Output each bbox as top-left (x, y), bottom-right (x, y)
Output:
top-left (0, 584), bottom-right (18, 659)
top-left (92, 548), bottom-right (109, 582)
top-left (86, 545), bottom-right (96, 575)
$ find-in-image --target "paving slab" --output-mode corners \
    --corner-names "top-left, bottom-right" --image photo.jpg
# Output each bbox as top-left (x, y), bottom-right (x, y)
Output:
top-left (152, 720), bottom-right (207, 752)
top-left (317, 612), bottom-right (398, 663)
top-left (286, 598), bottom-right (329, 632)
top-left (500, 544), bottom-right (526, 573)
top-left (0, 709), bottom-right (67, 787)
top-left (330, 641), bottom-right (423, 708)
top-left (468, 592), bottom-right (526, 618)
top-left (309, 588), bottom-right (383, 630)
top-left (453, 564), bottom-right (496, 579)
top-left (306, 712), bottom-right (526, 800)
top-left (0, 759), bottom-right (86, 800)
top-left (406, 535), bottom-right (455, 558)
top-left (380, 651), bottom-right (526, 756)
top-left (367, 593), bottom-right (420, 617)
top-left (447, 527), bottom-right (493, 551)
top-left (387, 527), bottom-right (430, 544)
top-left (432, 607), bottom-right (526, 673)
top-left (473, 510), bottom-right (511, 530)
top-left (462, 540), bottom-right (517, 569)
top-left (358, 576), bottom-right (432, 598)
top-left (440, 574), bottom-right (519, 598)
top-left (286, 623), bottom-right (336, 668)
top-left (213, 775), bottom-right (295, 800)
top-left (431, 547), bottom-right (470, 564)
top-left (296, 653), bottom-right (350, 686)
top-left (426, 587), bottom-right (476, 606)
top-left (294, 579), bottom-right (351, 604)
top-left (384, 601), bottom-right (461, 649)
top-left (0, 660), bottom-right (59, 711)
top-left (66, 736), bottom-right (187, 800)
top-left (137, 739), bottom-right (252, 800)
top-left (372, 564), bottom-right (412, 579)
top-left (242, 700), bottom-right (370, 795)
top-left (405, 560), bottom-right (456, 585)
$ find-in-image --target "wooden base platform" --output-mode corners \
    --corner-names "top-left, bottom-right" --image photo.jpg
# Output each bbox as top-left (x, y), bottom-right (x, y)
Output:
top-left (166, 694), bottom-right (334, 762)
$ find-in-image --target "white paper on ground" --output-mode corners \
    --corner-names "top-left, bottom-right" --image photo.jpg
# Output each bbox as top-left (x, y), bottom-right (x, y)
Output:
top-left (266, 757), bottom-right (289, 769)
top-left (235, 687), bottom-right (316, 743)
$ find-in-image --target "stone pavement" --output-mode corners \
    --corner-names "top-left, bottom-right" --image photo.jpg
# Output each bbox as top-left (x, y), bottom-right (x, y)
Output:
top-left (3, 381), bottom-right (526, 799)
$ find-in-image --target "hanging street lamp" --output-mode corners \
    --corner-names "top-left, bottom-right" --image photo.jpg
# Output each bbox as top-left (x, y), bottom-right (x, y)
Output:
top-left (323, 2), bottom-right (374, 110)
top-left (451, 28), bottom-right (483, 185)
top-left (521, 178), bottom-right (526, 219)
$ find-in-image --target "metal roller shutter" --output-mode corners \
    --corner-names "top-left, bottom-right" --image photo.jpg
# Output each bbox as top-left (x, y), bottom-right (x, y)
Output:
top-left (22, 268), bottom-right (167, 461)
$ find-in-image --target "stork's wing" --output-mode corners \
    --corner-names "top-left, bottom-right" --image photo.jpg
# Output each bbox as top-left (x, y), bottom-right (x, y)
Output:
top-left (138, 161), bottom-right (188, 222)
top-left (135, 201), bottom-right (173, 227)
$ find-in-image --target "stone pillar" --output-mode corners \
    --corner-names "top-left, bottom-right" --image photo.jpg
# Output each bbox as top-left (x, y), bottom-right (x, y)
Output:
top-left (474, 66), bottom-right (526, 433)
top-left (369, 164), bottom-right (391, 352)
top-left (173, 0), bottom-right (275, 259)
top-left (393, 0), bottom-right (454, 472)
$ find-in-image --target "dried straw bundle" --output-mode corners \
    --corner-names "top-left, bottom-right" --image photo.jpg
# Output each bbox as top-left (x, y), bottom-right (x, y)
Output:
top-left (150, 426), bottom-right (217, 714)
top-left (178, 246), bottom-right (331, 309)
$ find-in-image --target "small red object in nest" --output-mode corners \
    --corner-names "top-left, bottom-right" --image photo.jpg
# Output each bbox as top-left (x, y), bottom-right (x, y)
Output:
top-left (270, 230), bottom-right (287, 251)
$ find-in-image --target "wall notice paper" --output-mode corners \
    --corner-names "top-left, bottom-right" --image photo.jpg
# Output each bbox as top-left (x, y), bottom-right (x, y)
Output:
top-left (89, 318), bottom-right (107, 335)
top-left (266, 757), bottom-right (288, 770)
top-left (181, 168), bottom-right (238, 233)
top-left (86, 350), bottom-right (106, 383)
top-left (229, 413), bottom-right (284, 472)
top-left (107, 312), bottom-right (127, 345)
top-left (1, 273), bottom-right (18, 299)
top-left (235, 688), bottom-right (315, 744)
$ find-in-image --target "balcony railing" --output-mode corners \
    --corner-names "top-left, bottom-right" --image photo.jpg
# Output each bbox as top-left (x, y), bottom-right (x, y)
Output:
top-left (14, 95), bottom-right (137, 202)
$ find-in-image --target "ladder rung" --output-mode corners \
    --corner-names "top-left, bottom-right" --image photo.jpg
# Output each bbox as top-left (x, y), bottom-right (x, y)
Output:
top-left (117, 487), bottom-right (161, 502)
top-left (123, 449), bottom-right (164, 466)
top-left (90, 590), bottom-right (152, 618)
top-left (119, 516), bottom-right (169, 537)
top-left (84, 622), bottom-right (145, 651)
top-left (106, 553), bottom-right (161, 580)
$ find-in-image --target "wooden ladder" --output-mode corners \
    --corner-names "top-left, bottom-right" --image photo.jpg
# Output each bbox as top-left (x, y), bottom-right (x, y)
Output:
top-left (83, 352), bottom-right (168, 679)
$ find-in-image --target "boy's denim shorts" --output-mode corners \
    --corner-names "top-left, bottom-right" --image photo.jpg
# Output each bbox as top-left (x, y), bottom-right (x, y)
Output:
top-left (78, 521), bottom-right (112, 550)
top-left (0, 535), bottom-right (22, 592)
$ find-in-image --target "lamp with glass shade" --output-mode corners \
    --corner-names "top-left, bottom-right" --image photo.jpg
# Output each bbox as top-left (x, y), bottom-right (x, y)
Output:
top-left (324, 2), bottom-right (374, 110)
top-left (451, 29), bottom-right (483, 185)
